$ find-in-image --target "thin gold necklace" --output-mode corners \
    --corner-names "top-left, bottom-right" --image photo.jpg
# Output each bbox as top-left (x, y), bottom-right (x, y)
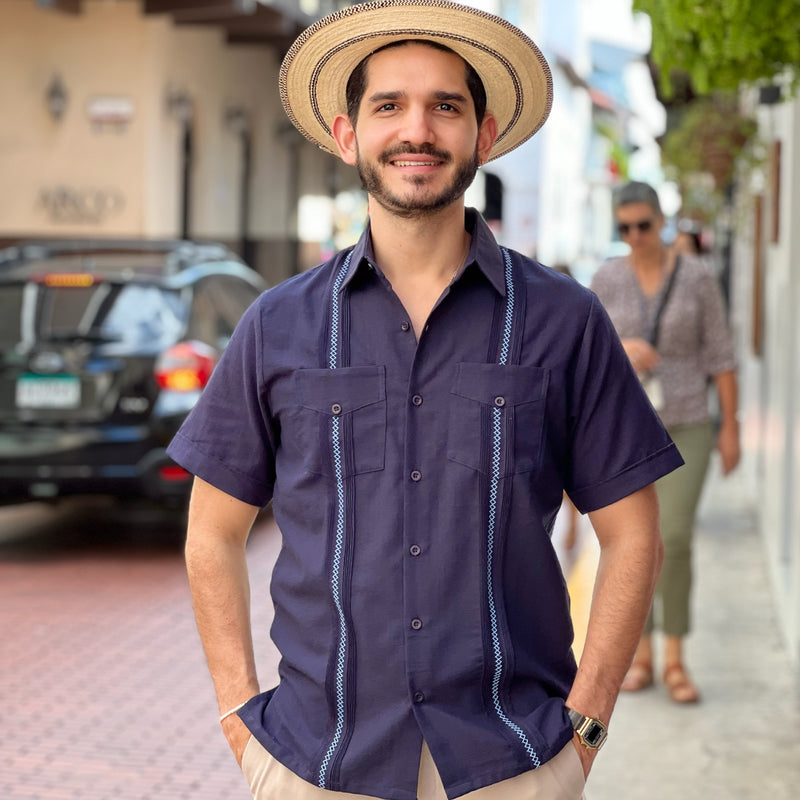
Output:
top-left (448, 239), bottom-right (470, 286)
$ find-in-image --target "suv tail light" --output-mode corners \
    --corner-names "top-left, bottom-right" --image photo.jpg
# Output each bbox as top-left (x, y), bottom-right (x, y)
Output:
top-left (154, 341), bottom-right (217, 391)
top-left (31, 272), bottom-right (100, 287)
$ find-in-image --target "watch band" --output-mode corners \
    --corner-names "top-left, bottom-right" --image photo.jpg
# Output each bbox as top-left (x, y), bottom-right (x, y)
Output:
top-left (567, 707), bottom-right (608, 750)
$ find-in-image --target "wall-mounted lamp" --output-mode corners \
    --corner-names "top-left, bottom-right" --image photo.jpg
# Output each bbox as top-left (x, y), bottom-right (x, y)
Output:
top-left (46, 74), bottom-right (68, 121)
top-left (165, 88), bottom-right (194, 124)
top-left (224, 105), bottom-right (250, 136)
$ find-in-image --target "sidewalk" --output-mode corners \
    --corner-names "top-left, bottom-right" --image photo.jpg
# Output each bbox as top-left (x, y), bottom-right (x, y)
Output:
top-left (569, 457), bottom-right (800, 799)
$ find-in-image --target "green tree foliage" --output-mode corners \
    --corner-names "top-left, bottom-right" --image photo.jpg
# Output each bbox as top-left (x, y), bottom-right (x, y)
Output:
top-left (659, 93), bottom-right (760, 218)
top-left (633, 0), bottom-right (800, 95)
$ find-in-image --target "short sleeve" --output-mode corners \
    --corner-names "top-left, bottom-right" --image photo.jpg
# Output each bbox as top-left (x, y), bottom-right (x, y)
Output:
top-left (565, 294), bottom-right (683, 513)
top-left (166, 300), bottom-right (276, 507)
top-left (697, 267), bottom-right (737, 378)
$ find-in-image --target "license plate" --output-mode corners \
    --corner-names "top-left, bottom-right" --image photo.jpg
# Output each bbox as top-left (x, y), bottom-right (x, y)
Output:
top-left (16, 374), bottom-right (81, 409)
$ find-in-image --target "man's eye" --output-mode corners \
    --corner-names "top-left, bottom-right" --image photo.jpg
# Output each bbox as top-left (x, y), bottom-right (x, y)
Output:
top-left (377, 103), bottom-right (397, 112)
top-left (437, 103), bottom-right (457, 112)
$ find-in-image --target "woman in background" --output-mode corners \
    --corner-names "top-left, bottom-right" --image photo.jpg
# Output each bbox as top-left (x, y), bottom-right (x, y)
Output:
top-left (590, 182), bottom-right (740, 703)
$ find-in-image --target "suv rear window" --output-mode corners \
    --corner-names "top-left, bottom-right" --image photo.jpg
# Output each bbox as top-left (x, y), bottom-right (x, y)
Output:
top-left (0, 283), bottom-right (186, 351)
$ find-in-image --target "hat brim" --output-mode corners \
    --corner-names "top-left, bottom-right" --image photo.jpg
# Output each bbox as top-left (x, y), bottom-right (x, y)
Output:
top-left (279, 0), bottom-right (553, 163)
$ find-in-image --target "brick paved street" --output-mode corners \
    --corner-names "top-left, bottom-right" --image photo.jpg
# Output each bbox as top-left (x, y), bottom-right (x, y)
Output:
top-left (0, 499), bottom-right (281, 800)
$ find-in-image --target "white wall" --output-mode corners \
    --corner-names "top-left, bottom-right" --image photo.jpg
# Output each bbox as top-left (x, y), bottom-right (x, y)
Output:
top-left (733, 88), bottom-right (800, 663)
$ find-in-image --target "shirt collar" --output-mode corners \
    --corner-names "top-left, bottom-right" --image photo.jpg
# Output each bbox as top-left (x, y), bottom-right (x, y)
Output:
top-left (340, 208), bottom-right (507, 297)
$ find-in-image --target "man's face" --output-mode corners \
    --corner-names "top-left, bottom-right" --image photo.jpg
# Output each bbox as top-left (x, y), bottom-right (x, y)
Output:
top-left (334, 43), bottom-right (496, 219)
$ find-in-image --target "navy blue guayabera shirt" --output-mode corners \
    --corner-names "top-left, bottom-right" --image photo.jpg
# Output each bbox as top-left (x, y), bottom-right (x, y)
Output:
top-left (168, 210), bottom-right (682, 800)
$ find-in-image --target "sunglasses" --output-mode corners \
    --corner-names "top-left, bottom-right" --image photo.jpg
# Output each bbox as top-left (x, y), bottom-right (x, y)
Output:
top-left (618, 219), bottom-right (654, 236)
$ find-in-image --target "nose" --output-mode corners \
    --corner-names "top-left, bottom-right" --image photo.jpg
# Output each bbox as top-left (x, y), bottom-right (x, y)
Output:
top-left (397, 107), bottom-right (435, 145)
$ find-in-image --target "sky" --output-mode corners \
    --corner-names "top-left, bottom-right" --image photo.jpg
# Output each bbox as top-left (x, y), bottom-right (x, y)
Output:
top-left (581, 0), bottom-right (652, 52)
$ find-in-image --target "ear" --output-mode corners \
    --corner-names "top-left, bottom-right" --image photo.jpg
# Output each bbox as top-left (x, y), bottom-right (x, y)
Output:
top-left (332, 114), bottom-right (358, 166)
top-left (476, 113), bottom-right (498, 165)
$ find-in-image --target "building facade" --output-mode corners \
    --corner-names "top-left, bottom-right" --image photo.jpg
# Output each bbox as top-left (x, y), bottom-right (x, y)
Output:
top-left (0, 0), bottom-right (356, 284)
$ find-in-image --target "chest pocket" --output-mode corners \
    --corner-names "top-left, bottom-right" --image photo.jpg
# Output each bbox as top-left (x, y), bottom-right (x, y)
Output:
top-left (294, 365), bottom-right (386, 478)
top-left (447, 363), bottom-right (549, 477)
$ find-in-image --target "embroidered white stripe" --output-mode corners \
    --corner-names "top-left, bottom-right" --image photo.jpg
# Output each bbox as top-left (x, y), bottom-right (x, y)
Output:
top-left (318, 252), bottom-right (353, 789)
top-left (487, 249), bottom-right (541, 768)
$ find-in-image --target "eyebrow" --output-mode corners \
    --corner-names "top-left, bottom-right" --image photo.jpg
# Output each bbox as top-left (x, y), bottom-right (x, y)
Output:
top-left (366, 90), bottom-right (469, 104)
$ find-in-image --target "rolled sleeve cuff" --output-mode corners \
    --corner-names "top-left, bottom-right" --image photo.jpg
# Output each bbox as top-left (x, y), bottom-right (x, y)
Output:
top-left (569, 443), bottom-right (684, 514)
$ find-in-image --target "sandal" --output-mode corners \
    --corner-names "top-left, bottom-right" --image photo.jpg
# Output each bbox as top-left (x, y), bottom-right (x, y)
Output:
top-left (621, 660), bottom-right (654, 692)
top-left (663, 663), bottom-right (700, 704)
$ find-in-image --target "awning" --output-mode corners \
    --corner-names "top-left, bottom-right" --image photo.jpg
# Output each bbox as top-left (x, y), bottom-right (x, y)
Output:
top-left (36, 0), bottom-right (319, 48)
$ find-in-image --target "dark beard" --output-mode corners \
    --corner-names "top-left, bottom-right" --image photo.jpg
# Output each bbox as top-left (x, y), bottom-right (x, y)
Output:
top-left (356, 144), bottom-right (479, 220)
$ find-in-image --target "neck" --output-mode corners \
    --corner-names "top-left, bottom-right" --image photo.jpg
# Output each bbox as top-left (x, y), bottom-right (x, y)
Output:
top-left (629, 245), bottom-right (667, 272)
top-left (369, 200), bottom-right (469, 285)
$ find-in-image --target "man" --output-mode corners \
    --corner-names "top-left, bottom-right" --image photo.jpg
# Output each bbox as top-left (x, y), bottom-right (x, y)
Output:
top-left (168, 3), bottom-right (683, 799)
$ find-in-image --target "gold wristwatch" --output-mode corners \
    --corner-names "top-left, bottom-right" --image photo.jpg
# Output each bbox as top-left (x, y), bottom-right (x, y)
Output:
top-left (567, 708), bottom-right (608, 750)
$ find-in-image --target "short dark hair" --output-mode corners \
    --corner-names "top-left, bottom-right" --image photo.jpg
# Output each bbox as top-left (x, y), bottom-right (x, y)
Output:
top-left (613, 181), bottom-right (662, 215)
top-left (345, 39), bottom-right (487, 127)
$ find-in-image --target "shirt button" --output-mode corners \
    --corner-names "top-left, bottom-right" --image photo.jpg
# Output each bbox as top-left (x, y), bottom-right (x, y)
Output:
top-left (400, 321), bottom-right (410, 332)
top-left (412, 394), bottom-right (423, 407)
top-left (411, 618), bottom-right (423, 630)
top-left (494, 396), bottom-right (506, 408)
top-left (413, 691), bottom-right (425, 704)
top-left (409, 544), bottom-right (421, 557)
top-left (331, 403), bottom-right (342, 415)
top-left (410, 470), bottom-right (422, 482)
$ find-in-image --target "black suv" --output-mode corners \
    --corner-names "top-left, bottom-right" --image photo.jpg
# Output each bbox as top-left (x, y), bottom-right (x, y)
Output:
top-left (0, 239), bottom-right (266, 508)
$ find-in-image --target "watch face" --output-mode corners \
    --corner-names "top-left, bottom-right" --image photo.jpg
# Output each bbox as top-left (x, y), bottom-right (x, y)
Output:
top-left (583, 721), bottom-right (606, 747)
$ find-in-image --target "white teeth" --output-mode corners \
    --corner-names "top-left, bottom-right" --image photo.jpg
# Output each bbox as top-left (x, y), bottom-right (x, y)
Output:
top-left (394, 160), bottom-right (437, 167)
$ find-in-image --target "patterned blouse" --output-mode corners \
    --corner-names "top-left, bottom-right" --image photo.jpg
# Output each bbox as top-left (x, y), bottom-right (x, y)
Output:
top-left (590, 254), bottom-right (736, 428)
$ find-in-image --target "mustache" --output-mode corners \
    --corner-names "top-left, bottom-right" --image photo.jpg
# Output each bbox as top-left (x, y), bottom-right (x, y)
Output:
top-left (379, 144), bottom-right (452, 165)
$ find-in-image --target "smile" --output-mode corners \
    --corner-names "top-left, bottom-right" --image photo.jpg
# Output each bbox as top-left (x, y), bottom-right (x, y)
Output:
top-left (392, 160), bottom-right (439, 167)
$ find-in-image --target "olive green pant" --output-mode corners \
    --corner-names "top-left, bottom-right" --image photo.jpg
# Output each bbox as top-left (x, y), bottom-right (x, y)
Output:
top-left (645, 421), bottom-right (714, 637)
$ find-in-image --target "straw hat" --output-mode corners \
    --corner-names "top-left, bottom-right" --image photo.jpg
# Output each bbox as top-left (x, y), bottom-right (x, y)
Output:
top-left (279, 0), bottom-right (553, 163)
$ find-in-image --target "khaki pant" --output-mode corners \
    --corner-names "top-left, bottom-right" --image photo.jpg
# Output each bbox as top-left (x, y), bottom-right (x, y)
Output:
top-left (645, 421), bottom-right (715, 637)
top-left (241, 737), bottom-right (587, 800)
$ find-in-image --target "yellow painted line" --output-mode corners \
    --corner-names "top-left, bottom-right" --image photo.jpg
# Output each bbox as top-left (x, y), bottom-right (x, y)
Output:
top-left (566, 537), bottom-right (599, 663)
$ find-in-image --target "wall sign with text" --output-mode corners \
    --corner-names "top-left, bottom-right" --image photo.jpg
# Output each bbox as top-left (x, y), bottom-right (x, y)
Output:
top-left (37, 186), bottom-right (125, 225)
